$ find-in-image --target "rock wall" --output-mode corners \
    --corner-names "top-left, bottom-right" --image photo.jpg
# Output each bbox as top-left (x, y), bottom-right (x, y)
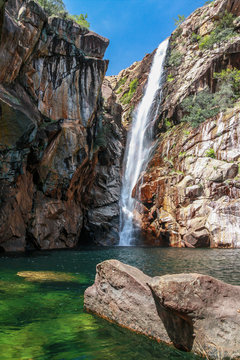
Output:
top-left (82, 79), bottom-right (123, 245)
top-left (112, 0), bottom-right (240, 248)
top-left (137, 110), bottom-right (240, 248)
top-left (0, 0), bottom-right (123, 251)
top-left (107, 51), bottom-right (155, 127)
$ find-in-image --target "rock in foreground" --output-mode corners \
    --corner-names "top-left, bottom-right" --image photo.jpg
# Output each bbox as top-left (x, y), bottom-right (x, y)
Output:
top-left (84, 259), bottom-right (170, 343)
top-left (84, 260), bottom-right (240, 359)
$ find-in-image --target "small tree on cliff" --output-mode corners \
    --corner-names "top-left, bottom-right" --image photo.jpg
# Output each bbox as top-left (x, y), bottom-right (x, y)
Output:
top-left (174, 15), bottom-right (185, 27)
top-left (36, 0), bottom-right (65, 16)
top-left (67, 14), bottom-right (90, 29)
top-left (36, 0), bottom-right (90, 28)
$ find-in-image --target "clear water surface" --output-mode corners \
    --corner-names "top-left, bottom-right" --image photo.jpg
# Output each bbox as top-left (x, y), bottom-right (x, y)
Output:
top-left (0, 247), bottom-right (239, 360)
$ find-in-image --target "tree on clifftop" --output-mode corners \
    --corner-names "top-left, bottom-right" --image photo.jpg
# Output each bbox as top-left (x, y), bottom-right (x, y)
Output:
top-left (37, 0), bottom-right (65, 17)
top-left (36, 0), bottom-right (90, 29)
top-left (174, 14), bottom-right (185, 27)
top-left (67, 14), bottom-right (90, 29)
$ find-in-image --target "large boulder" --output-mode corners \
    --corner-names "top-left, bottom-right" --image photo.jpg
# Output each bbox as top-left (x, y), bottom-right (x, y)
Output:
top-left (84, 259), bottom-right (170, 343)
top-left (84, 260), bottom-right (240, 360)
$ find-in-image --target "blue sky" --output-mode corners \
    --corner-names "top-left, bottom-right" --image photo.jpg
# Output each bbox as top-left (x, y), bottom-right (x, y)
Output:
top-left (65, 0), bottom-right (208, 75)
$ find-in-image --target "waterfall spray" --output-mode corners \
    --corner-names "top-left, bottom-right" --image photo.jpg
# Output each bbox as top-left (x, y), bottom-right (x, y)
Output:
top-left (119, 38), bottom-right (169, 246)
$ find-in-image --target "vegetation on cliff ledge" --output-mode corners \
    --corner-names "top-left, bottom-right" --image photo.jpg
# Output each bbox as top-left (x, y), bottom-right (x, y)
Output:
top-left (168, 50), bottom-right (183, 67)
top-left (181, 88), bottom-right (219, 127)
top-left (120, 79), bottom-right (138, 105)
top-left (35, 0), bottom-right (90, 28)
top-left (195, 11), bottom-right (236, 50)
top-left (181, 68), bottom-right (240, 127)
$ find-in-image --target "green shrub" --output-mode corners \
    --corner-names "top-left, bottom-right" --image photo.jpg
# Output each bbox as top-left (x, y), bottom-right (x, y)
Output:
top-left (174, 15), bottom-right (185, 27)
top-left (67, 14), bottom-right (90, 28)
top-left (116, 76), bottom-right (127, 94)
top-left (205, 0), bottom-right (216, 5)
top-left (167, 74), bottom-right (174, 83)
top-left (36, 0), bottom-right (65, 16)
top-left (116, 76), bottom-right (127, 89)
top-left (198, 11), bottom-right (236, 50)
top-left (168, 50), bottom-right (183, 67)
top-left (35, 0), bottom-right (90, 28)
top-left (213, 68), bottom-right (240, 110)
top-left (181, 88), bottom-right (219, 127)
top-left (191, 32), bottom-right (200, 43)
top-left (128, 104), bottom-right (135, 123)
top-left (116, 87), bottom-right (123, 94)
top-left (165, 118), bottom-right (171, 129)
top-left (214, 83), bottom-right (235, 111)
top-left (199, 34), bottom-right (213, 49)
top-left (181, 67), bottom-right (240, 127)
top-left (172, 27), bottom-right (183, 41)
top-left (214, 68), bottom-right (240, 95)
top-left (205, 148), bottom-right (216, 158)
top-left (179, 151), bottom-right (186, 158)
top-left (120, 79), bottom-right (138, 105)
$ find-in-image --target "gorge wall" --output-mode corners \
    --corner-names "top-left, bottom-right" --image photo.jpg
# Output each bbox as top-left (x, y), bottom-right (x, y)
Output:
top-left (0, 0), bottom-right (123, 251)
top-left (111, 0), bottom-right (240, 248)
top-left (1, 0), bottom-right (240, 251)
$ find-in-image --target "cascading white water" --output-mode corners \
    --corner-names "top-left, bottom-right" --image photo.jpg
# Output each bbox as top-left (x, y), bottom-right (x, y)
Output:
top-left (119, 38), bottom-right (169, 246)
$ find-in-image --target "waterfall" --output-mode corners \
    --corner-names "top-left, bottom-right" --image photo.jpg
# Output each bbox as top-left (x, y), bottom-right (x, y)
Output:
top-left (119, 38), bottom-right (169, 246)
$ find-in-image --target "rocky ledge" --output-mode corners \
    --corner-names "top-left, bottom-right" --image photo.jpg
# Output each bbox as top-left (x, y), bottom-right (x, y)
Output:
top-left (84, 259), bottom-right (240, 360)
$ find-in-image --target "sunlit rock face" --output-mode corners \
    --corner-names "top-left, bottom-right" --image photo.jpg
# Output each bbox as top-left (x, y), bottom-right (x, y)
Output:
top-left (136, 110), bottom-right (240, 248)
top-left (0, 0), bottom-right (123, 251)
top-left (111, 0), bottom-right (240, 248)
top-left (107, 51), bottom-right (155, 128)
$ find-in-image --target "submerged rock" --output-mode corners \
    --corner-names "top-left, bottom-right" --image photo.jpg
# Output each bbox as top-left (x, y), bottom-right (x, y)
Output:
top-left (17, 271), bottom-right (78, 282)
top-left (84, 259), bottom-right (240, 360)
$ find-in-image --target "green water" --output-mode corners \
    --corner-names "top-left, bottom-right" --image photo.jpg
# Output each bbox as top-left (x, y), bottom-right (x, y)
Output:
top-left (0, 247), bottom-right (239, 360)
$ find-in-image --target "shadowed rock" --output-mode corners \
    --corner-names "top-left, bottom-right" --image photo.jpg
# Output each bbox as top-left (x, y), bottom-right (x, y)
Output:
top-left (0, 0), bottom-right (123, 251)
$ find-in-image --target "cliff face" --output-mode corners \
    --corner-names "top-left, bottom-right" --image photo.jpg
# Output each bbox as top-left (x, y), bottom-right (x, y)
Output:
top-left (0, 0), bottom-right (123, 251)
top-left (107, 52), bottom-right (155, 127)
top-left (115, 0), bottom-right (240, 248)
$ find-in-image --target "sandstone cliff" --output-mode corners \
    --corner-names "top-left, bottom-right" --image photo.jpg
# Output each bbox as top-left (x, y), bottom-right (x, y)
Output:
top-left (112, 0), bottom-right (240, 248)
top-left (0, 0), bottom-right (123, 251)
top-left (107, 52), bottom-right (154, 127)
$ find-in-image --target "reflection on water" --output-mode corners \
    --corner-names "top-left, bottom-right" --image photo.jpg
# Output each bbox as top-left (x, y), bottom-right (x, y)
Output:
top-left (0, 247), bottom-right (239, 360)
